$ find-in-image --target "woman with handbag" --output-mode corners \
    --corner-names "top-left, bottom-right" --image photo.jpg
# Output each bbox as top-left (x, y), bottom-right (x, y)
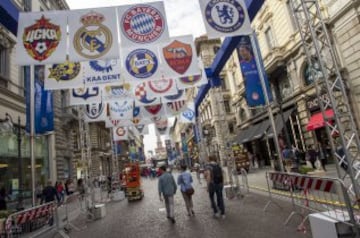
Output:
top-left (177, 165), bottom-right (195, 217)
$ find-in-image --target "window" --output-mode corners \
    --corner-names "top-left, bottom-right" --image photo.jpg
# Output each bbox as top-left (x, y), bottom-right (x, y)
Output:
top-left (224, 100), bottom-right (231, 113)
top-left (239, 108), bottom-right (246, 121)
top-left (20, 66), bottom-right (30, 96)
top-left (61, 90), bottom-right (67, 113)
top-left (0, 46), bottom-right (9, 87)
top-left (228, 123), bottom-right (234, 134)
top-left (286, 0), bottom-right (298, 31)
top-left (265, 27), bottom-right (276, 49)
top-left (213, 46), bottom-right (220, 54)
top-left (221, 78), bottom-right (227, 90)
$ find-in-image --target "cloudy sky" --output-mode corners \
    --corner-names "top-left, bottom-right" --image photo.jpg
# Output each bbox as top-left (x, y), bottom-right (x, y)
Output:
top-left (66, 0), bottom-right (202, 155)
top-left (66, 0), bottom-right (206, 38)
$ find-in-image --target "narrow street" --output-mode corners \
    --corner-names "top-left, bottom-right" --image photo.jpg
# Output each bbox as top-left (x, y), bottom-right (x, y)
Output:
top-left (51, 172), bottom-right (310, 238)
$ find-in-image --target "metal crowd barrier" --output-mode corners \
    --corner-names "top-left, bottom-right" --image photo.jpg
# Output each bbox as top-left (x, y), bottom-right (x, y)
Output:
top-left (263, 171), bottom-right (360, 235)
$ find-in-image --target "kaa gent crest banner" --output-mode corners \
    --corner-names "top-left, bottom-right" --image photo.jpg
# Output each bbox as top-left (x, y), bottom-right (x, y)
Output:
top-left (117, 2), bottom-right (170, 47)
top-left (83, 59), bottom-right (122, 87)
top-left (16, 12), bottom-right (68, 65)
top-left (68, 8), bottom-right (120, 62)
top-left (198, 0), bottom-right (252, 39)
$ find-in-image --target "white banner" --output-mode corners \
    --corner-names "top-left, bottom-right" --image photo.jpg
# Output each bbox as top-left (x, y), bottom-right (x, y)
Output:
top-left (68, 8), bottom-right (120, 62)
top-left (142, 104), bottom-right (166, 118)
top-left (153, 117), bottom-right (169, 136)
top-left (102, 83), bottom-right (134, 102)
top-left (176, 58), bottom-right (208, 89)
top-left (83, 59), bottom-right (122, 87)
top-left (198, 0), bottom-right (252, 39)
top-left (121, 45), bottom-right (162, 83)
top-left (117, 2), bottom-right (170, 47)
top-left (147, 78), bottom-right (178, 98)
top-left (16, 11), bottom-right (68, 65)
top-left (133, 82), bottom-right (161, 106)
top-left (84, 102), bottom-right (107, 122)
top-left (166, 100), bottom-right (187, 116)
top-left (159, 35), bottom-right (201, 78)
top-left (113, 126), bottom-right (128, 141)
top-left (109, 100), bottom-right (134, 120)
top-left (70, 86), bottom-right (102, 105)
top-left (132, 124), bottom-right (149, 135)
top-left (179, 102), bottom-right (196, 123)
top-left (44, 62), bottom-right (84, 90)
top-left (161, 89), bottom-right (187, 103)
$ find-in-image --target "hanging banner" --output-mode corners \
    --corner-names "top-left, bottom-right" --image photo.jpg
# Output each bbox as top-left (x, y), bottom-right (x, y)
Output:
top-left (166, 100), bottom-right (187, 115)
top-left (181, 132), bottom-right (188, 153)
top-left (105, 117), bottom-right (134, 128)
top-left (198, 0), bottom-right (252, 39)
top-left (44, 61), bottom-right (84, 90)
top-left (176, 58), bottom-right (208, 89)
top-left (102, 83), bottom-right (134, 102)
top-left (117, 2), bottom-right (170, 47)
top-left (142, 104), bottom-right (166, 118)
top-left (113, 126), bottom-right (128, 141)
top-left (68, 8), bottom-right (120, 62)
top-left (133, 106), bottom-right (152, 126)
top-left (160, 35), bottom-right (200, 78)
top-left (16, 11), bottom-right (68, 65)
top-left (147, 78), bottom-right (177, 98)
top-left (84, 102), bottom-right (107, 122)
top-left (109, 100), bottom-right (134, 120)
top-left (122, 45), bottom-right (162, 83)
top-left (133, 82), bottom-right (161, 106)
top-left (69, 86), bottom-right (101, 105)
top-left (161, 89), bottom-right (187, 103)
top-left (83, 59), bottom-right (122, 87)
top-left (132, 124), bottom-right (149, 135)
top-left (236, 35), bottom-right (272, 107)
top-left (153, 117), bottom-right (169, 136)
top-left (26, 65), bottom-right (54, 134)
top-left (179, 102), bottom-right (196, 124)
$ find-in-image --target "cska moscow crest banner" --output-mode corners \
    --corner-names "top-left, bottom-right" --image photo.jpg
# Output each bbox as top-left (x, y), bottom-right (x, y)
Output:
top-left (113, 126), bottom-right (128, 141)
top-left (68, 8), bottom-right (120, 62)
top-left (44, 61), bottom-right (84, 90)
top-left (198, 0), bottom-right (252, 39)
top-left (69, 86), bottom-right (102, 105)
top-left (16, 11), bottom-right (68, 65)
top-left (117, 2), bottom-right (170, 47)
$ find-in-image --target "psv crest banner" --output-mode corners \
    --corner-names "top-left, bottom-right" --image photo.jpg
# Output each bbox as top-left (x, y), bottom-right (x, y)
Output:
top-left (16, 12), bottom-right (68, 65)
top-left (198, 0), bottom-right (252, 39)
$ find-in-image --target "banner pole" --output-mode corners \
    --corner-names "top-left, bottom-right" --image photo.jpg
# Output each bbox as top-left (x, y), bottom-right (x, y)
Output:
top-left (249, 32), bottom-right (284, 172)
top-left (30, 65), bottom-right (36, 206)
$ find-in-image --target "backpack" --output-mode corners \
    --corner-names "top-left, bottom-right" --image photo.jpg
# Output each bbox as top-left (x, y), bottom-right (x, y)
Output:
top-left (211, 164), bottom-right (223, 184)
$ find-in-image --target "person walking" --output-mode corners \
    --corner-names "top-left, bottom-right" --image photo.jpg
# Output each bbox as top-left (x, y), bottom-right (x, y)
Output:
top-left (158, 165), bottom-right (177, 224)
top-left (204, 155), bottom-right (225, 219)
top-left (177, 165), bottom-right (195, 217)
top-left (41, 180), bottom-right (58, 204)
top-left (307, 145), bottom-right (318, 169)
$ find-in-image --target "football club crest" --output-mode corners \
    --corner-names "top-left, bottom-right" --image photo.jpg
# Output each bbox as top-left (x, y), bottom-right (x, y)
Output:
top-left (122, 5), bottom-right (165, 44)
top-left (155, 118), bottom-right (168, 134)
top-left (205, 0), bottom-right (247, 33)
top-left (135, 83), bottom-right (157, 104)
top-left (167, 101), bottom-right (187, 114)
top-left (110, 101), bottom-right (133, 119)
top-left (126, 49), bottom-right (158, 79)
top-left (148, 78), bottom-right (173, 94)
top-left (90, 60), bottom-right (116, 73)
top-left (48, 62), bottom-right (81, 81)
top-left (103, 83), bottom-right (132, 101)
top-left (179, 75), bottom-right (201, 85)
top-left (23, 15), bottom-right (61, 61)
top-left (72, 87), bottom-right (99, 100)
top-left (182, 108), bottom-right (195, 121)
top-left (74, 11), bottom-right (112, 59)
top-left (163, 89), bottom-right (184, 101)
top-left (85, 103), bottom-right (104, 120)
top-left (163, 40), bottom-right (192, 74)
top-left (116, 127), bottom-right (126, 136)
top-left (145, 104), bottom-right (162, 115)
top-left (135, 124), bottom-right (145, 134)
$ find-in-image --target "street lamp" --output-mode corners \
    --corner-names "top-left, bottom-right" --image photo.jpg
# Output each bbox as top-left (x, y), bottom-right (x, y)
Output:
top-left (4, 113), bottom-right (24, 211)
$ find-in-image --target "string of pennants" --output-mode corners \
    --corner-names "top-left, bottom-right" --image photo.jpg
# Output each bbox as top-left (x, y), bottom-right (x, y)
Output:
top-left (16, 0), bottom-right (252, 141)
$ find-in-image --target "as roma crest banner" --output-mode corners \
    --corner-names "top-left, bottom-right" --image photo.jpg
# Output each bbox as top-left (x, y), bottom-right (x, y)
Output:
top-left (160, 35), bottom-right (200, 78)
top-left (113, 127), bottom-right (128, 141)
top-left (44, 62), bottom-right (84, 90)
top-left (68, 8), bottom-right (120, 62)
top-left (198, 0), bottom-right (252, 39)
top-left (117, 2), bottom-right (170, 47)
top-left (16, 12), bottom-right (68, 65)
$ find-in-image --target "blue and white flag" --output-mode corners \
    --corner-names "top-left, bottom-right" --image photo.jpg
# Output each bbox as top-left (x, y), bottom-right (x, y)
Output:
top-left (179, 102), bottom-right (196, 124)
top-left (84, 102), bottom-right (107, 122)
top-left (236, 35), bottom-right (273, 107)
top-left (69, 86), bottom-right (101, 105)
top-left (198, 0), bottom-right (252, 39)
top-left (109, 100), bottom-right (134, 120)
top-left (83, 59), bottom-right (122, 87)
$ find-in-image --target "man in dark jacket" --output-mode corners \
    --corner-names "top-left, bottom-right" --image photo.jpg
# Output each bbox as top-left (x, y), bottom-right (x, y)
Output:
top-left (42, 180), bottom-right (58, 204)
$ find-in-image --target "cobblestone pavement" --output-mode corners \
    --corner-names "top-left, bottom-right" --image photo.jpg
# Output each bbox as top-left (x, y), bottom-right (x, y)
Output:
top-left (47, 172), bottom-right (312, 238)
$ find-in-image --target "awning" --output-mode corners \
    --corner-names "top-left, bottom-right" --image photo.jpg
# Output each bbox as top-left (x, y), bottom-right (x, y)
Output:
top-left (235, 119), bottom-right (270, 144)
top-left (306, 109), bottom-right (334, 131)
top-left (267, 109), bottom-right (294, 138)
top-left (235, 126), bottom-right (256, 144)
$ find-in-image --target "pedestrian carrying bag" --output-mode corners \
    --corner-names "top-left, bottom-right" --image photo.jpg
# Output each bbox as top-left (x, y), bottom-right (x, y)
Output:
top-left (185, 187), bottom-right (194, 196)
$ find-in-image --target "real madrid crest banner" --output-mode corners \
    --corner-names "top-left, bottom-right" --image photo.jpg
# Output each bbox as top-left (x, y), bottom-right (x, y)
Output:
top-left (69, 86), bottom-right (102, 105)
top-left (117, 2), bottom-right (170, 47)
top-left (84, 102), bottom-right (107, 122)
top-left (159, 35), bottom-right (201, 78)
top-left (198, 0), bottom-right (252, 39)
top-left (16, 12), bottom-right (68, 65)
top-left (113, 127), bottom-right (128, 141)
top-left (68, 8), bottom-right (120, 62)
top-left (83, 59), bottom-right (122, 87)
top-left (44, 62), bottom-right (84, 90)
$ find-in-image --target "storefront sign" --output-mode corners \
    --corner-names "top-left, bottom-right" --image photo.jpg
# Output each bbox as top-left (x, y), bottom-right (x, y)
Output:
top-left (306, 94), bottom-right (330, 112)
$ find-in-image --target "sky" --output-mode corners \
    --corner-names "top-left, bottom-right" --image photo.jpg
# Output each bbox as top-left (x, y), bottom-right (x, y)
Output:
top-left (66, 0), bottom-right (204, 154)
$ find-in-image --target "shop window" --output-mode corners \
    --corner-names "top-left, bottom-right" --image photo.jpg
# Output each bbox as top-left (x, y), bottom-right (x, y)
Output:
top-left (239, 107), bottom-right (246, 121)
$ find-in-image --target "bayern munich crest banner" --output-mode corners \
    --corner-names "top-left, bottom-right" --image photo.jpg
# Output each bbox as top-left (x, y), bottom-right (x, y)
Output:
top-left (68, 8), bottom-right (120, 62)
top-left (198, 0), bottom-right (252, 39)
top-left (16, 11), bottom-right (68, 65)
top-left (117, 2), bottom-right (170, 47)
